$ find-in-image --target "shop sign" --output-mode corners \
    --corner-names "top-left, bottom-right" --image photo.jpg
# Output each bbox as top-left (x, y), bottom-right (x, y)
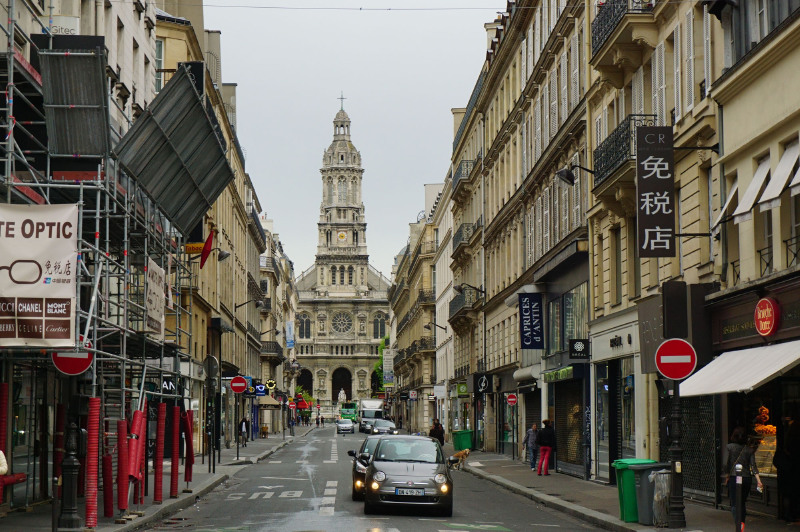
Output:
top-left (457, 383), bottom-right (469, 397)
top-left (470, 373), bottom-right (492, 394)
top-left (754, 297), bottom-right (780, 337)
top-left (569, 339), bottom-right (589, 359)
top-left (427, 394), bottom-right (436, 400)
top-left (399, 391), bottom-right (409, 400)
top-left (519, 293), bottom-right (544, 349)
top-left (265, 379), bottom-right (276, 389)
top-left (383, 348), bottom-right (395, 387)
top-left (409, 390), bottom-right (418, 400)
top-left (636, 126), bottom-right (676, 258)
top-left (543, 366), bottom-right (574, 383)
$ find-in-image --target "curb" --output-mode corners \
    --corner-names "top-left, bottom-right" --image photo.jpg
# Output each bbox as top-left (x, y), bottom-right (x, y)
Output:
top-left (108, 471), bottom-right (232, 532)
top-left (463, 465), bottom-right (648, 532)
top-left (225, 438), bottom-right (293, 465)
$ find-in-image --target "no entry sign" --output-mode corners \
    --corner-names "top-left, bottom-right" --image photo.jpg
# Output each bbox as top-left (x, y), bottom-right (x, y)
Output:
top-left (230, 375), bottom-right (247, 394)
top-left (288, 402), bottom-right (296, 410)
top-left (51, 336), bottom-right (93, 376)
top-left (506, 393), bottom-right (518, 406)
top-left (655, 338), bottom-right (697, 380)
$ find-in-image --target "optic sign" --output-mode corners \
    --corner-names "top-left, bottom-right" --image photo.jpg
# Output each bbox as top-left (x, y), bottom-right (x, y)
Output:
top-left (230, 376), bottom-right (247, 394)
top-left (754, 297), bottom-right (780, 337)
top-left (519, 293), bottom-right (544, 349)
top-left (636, 126), bottom-right (676, 258)
top-left (0, 204), bottom-right (78, 347)
top-left (51, 335), bottom-right (93, 376)
top-left (655, 338), bottom-right (697, 380)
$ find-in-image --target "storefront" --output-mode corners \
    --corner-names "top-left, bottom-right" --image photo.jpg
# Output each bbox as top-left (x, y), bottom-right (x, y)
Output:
top-left (682, 286), bottom-right (800, 520)
top-left (494, 370), bottom-right (520, 458)
top-left (542, 364), bottom-right (590, 478)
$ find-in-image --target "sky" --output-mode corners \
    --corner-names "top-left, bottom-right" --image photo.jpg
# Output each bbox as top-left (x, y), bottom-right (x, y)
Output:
top-left (205, 1), bottom-right (503, 279)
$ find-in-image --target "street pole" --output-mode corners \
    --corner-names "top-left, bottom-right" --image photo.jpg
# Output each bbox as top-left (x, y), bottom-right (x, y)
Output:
top-left (734, 463), bottom-right (743, 531)
top-left (668, 382), bottom-right (686, 528)
top-left (58, 422), bottom-right (82, 529)
top-left (235, 392), bottom-right (239, 461)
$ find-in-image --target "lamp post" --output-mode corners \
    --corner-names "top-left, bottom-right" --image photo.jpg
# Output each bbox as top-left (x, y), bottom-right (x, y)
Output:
top-left (285, 359), bottom-right (301, 436)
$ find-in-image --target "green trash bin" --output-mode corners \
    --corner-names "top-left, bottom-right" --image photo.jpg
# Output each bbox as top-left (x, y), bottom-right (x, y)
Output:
top-left (612, 458), bottom-right (657, 523)
top-left (452, 430), bottom-right (474, 451)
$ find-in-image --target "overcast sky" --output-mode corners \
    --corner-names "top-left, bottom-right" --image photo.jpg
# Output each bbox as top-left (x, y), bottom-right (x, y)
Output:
top-left (206, 1), bottom-right (502, 279)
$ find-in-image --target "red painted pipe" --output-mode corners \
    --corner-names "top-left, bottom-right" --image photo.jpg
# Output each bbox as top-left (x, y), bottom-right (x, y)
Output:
top-left (117, 420), bottom-right (128, 511)
top-left (102, 453), bottom-right (114, 518)
top-left (182, 410), bottom-right (194, 483)
top-left (0, 382), bottom-right (7, 455)
top-left (170, 406), bottom-right (179, 498)
top-left (154, 403), bottom-right (165, 503)
top-left (139, 429), bottom-right (145, 502)
top-left (85, 398), bottom-right (100, 528)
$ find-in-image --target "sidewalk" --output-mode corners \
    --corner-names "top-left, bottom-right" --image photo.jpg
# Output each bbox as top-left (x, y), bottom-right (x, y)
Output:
top-left (0, 426), bottom-right (315, 532)
top-left (446, 442), bottom-right (794, 532)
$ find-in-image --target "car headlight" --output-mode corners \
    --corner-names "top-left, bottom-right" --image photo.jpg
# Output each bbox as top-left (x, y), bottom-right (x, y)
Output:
top-left (372, 428), bottom-right (379, 434)
top-left (391, 430), bottom-right (398, 434)
top-left (434, 474), bottom-right (447, 484)
top-left (355, 461), bottom-right (367, 473)
top-left (373, 471), bottom-right (386, 482)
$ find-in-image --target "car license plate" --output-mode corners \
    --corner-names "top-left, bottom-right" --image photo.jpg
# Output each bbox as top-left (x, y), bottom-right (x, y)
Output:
top-left (395, 488), bottom-right (424, 496)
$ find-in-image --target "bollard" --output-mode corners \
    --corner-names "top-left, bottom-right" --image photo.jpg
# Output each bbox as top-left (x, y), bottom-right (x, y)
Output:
top-left (734, 463), bottom-right (744, 531)
top-left (58, 422), bottom-right (82, 529)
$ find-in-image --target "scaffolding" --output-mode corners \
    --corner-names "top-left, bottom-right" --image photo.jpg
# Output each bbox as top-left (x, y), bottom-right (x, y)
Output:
top-left (0, 0), bottom-right (227, 514)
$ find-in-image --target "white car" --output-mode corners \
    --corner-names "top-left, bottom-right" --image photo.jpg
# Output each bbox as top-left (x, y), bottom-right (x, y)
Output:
top-left (336, 418), bottom-right (355, 434)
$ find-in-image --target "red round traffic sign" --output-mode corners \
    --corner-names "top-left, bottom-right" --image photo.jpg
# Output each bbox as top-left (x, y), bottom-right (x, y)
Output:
top-left (507, 393), bottom-right (518, 406)
top-left (230, 376), bottom-right (247, 394)
top-left (316, 404), bottom-right (321, 410)
top-left (288, 402), bottom-right (296, 410)
top-left (51, 336), bottom-right (93, 376)
top-left (655, 338), bottom-right (697, 380)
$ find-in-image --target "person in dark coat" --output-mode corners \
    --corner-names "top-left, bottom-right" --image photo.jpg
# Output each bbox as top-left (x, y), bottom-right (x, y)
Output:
top-left (429, 418), bottom-right (445, 446)
top-left (724, 426), bottom-right (763, 526)
top-left (240, 417), bottom-right (250, 447)
top-left (535, 419), bottom-right (556, 476)
top-left (522, 422), bottom-right (540, 470)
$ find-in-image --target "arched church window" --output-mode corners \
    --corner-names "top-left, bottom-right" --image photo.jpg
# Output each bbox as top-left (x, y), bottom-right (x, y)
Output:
top-left (339, 267), bottom-right (345, 285)
top-left (327, 180), bottom-right (334, 203)
top-left (373, 313), bottom-right (386, 339)
top-left (338, 179), bottom-right (347, 203)
top-left (354, 231), bottom-right (358, 245)
top-left (331, 266), bottom-right (337, 285)
top-left (298, 314), bottom-right (311, 339)
top-left (348, 266), bottom-right (354, 284)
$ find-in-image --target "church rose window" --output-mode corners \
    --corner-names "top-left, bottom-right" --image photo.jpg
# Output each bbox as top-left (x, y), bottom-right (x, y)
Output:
top-left (331, 311), bottom-right (353, 333)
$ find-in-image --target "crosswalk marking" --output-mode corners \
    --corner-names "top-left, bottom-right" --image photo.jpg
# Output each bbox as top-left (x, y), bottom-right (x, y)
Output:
top-left (326, 481), bottom-right (337, 487)
top-left (319, 506), bottom-right (334, 516)
top-left (320, 496), bottom-right (335, 505)
top-left (323, 489), bottom-right (336, 496)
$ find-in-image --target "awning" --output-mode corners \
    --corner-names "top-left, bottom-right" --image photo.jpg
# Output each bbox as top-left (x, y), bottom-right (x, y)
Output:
top-left (259, 394), bottom-right (280, 408)
top-left (680, 338), bottom-right (800, 397)
top-left (790, 161), bottom-right (800, 197)
top-left (732, 157), bottom-right (771, 224)
top-left (296, 399), bottom-right (309, 409)
top-left (758, 140), bottom-right (799, 211)
top-left (711, 182), bottom-right (738, 232)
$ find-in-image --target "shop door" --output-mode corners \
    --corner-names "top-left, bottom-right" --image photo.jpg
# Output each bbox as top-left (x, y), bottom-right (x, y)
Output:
top-left (554, 379), bottom-right (584, 476)
top-left (524, 390), bottom-right (541, 428)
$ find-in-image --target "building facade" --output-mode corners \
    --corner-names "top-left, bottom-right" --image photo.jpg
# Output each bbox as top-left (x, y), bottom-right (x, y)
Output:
top-left (294, 108), bottom-right (391, 413)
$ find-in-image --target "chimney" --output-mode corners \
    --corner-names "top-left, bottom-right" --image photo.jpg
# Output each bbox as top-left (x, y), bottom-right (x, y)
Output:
top-left (204, 30), bottom-right (222, 87)
top-left (452, 108), bottom-right (466, 138)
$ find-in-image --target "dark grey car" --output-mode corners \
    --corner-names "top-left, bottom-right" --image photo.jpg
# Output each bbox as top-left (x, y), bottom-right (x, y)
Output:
top-left (362, 435), bottom-right (457, 516)
top-left (346, 434), bottom-right (382, 500)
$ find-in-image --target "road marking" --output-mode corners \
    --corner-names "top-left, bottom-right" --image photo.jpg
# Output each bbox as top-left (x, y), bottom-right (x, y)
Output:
top-left (225, 492), bottom-right (246, 500)
top-left (323, 460), bottom-right (336, 463)
top-left (248, 492), bottom-right (274, 499)
top-left (319, 506), bottom-right (334, 516)
top-left (279, 490), bottom-right (302, 498)
top-left (320, 496), bottom-right (335, 505)
top-left (258, 485), bottom-right (283, 489)
top-left (261, 476), bottom-right (306, 481)
top-left (323, 489), bottom-right (336, 496)
top-left (268, 460), bottom-right (281, 463)
top-left (296, 460), bottom-right (308, 464)
top-left (326, 481), bottom-right (337, 487)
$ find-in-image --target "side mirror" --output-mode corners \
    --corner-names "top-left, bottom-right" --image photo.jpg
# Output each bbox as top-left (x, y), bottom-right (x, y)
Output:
top-left (359, 452), bottom-right (371, 463)
top-left (347, 449), bottom-right (356, 457)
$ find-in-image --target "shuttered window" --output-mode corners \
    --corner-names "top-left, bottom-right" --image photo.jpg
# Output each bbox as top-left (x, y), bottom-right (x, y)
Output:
top-left (534, 97), bottom-right (542, 161)
top-left (651, 42), bottom-right (666, 125)
top-left (571, 33), bottom-right (580, 109)
top-left (543, 187), bottom-right (551, 253)
top-left (522, 121), bottom-right (528, 176)
top-left (703, 6), bottom-right (711, 98)
top-left (535, 196), bottom-right (543, 260)
top-left (553, 180), bottom-right (560, 243)
top-left (550, 75), bottom-right (559, 137)
top-left (632, 67), bottom-right (645, 115)
top-left (561, 52), bottom-right (569, 123)
top-left (674, 24), bottom-right (682, 121)
top-left (561, 175), bottom-right (570, 239)
top-left (685, 9), bottom-right (695, 111)
top-left (543, 84), bottom-right (550, 148)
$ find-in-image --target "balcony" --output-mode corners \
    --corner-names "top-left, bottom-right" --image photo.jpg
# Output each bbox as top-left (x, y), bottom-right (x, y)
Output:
top-left (593, 114), bottom-right (657, 188)
top-left (758, 246), bottom-right (773, 277)
top-left (786, 235), bottom-right (800, 268)
top-left (591, 0), bottom-right (656, 60)
top-left (451, 222), bottom-right (476, 259)
top-left (448, 287), bottom-right (482, 330)
top-left (417, 289), bottom-right (435, 304)
top-left (453, 159), bottom-right (475, 193)
top-left (260, 341), bottom-right (285, 364)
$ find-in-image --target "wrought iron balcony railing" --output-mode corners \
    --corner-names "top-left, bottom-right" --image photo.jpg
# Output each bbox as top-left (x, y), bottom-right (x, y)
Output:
top-left (593, 114), bottom-right (657, 187)
top-left (786, 235), bottom-right (800, 268)
top-left (591, 0), bottom-right (654, 57)
top-left (730, 259), bottom-right (740, 285)
top-left (452, 222), bottom-right (475, 253)
top-left (417, 289), bottom-right (435, 304)
top-left (758, 246), bottom-right (773, 277)
top-left (453, 159), bottom-right (475, 191)
top-left (261, 341), bottom-right (282, 355)
top-left (449, 287), bottom-right (481, 319)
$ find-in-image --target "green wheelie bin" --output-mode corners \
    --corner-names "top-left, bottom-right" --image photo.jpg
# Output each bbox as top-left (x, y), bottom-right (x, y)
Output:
top-left (612, 458), bottom-right (657, 523)
top-left (452, 430), bottom-right (474, 451)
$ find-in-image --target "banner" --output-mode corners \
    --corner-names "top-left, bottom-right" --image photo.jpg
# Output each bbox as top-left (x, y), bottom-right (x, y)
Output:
top-left (0, 204), bottom-right (78, 347)
top-left (383, 349), bottom-right (395, 387)
top-left (286, 320), bottom-right (295, 349)
top-left (519, 293), bottom-right (544, 349)
top-left (636, 126), bottom-right (676, 258)
top-left (146, 257), bottom-right (165, 340)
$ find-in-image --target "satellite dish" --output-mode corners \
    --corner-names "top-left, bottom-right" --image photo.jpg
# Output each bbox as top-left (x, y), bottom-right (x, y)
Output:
top-left (416, 210), bottom-right (426, 222)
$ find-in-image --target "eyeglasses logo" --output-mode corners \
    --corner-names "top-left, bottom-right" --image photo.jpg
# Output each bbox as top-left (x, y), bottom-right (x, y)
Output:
top-left (0, 260), bottom-right (43, 284)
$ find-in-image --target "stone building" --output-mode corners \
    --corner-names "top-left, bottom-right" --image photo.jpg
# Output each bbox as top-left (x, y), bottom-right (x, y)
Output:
top-left (294, 107), bottom-right (391, 413)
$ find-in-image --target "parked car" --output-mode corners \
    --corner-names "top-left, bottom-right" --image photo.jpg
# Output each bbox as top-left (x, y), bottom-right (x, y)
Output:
top-left (346, 434), bottom-right (383, 500)
top-left (336, 418), bottom-right (355, 434)
top-left (370, 419), bottom-right (399, 435)
top-left (363, 435), bottom-right (458, 516)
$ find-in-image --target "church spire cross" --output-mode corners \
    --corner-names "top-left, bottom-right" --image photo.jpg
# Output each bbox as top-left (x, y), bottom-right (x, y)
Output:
top-left (338, 91), bottom-right (346, 111)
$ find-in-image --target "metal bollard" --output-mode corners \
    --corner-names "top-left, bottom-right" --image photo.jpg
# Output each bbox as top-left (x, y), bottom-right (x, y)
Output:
top-left (734, 463), bottom-right (744, 531)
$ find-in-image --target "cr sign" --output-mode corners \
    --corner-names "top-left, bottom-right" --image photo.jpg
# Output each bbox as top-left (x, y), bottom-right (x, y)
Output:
top-left (655, 338), bottom-right (697, 380)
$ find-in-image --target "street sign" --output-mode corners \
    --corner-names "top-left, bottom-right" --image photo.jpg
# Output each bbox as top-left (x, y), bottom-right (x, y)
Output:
top-left (230, 375), bottom-right (247, 394)
top-left (409, 390), bottom-right (418, 400)
top-left (506, 393), bottom-right (518, 406)
top-left (316, 404), bottom-right (320, 410)
top-left (288, 402), bottom-right (296, 410)
top-left (255, 384), bottom-right (266, 396)
top-left (51, 336), bottom-right (93, 376)
top-left (655, 338), bottom-right (697, 380)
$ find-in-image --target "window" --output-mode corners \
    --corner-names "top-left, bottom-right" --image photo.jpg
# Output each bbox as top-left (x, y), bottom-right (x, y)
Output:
top-left (339, 267), bottom-right (345, 285)
top-left (154, 39), bottom-right (164, 92)
top-left (547, 297), bottom-right (562, 356)
top-left (373, 314), bottom-right (386, 339)
top-left (332, 312), bottom-right (353, 333)
top-left (298, 314), bottom-right (311, 339)
top-left (338, 179), bottom-right (347, 203)
top-left (331, 266), bottom-right (337, 285)
top-left (612, 227), bottom-right (622, 305)
top-left (348, 266), bottom-right (354, 284)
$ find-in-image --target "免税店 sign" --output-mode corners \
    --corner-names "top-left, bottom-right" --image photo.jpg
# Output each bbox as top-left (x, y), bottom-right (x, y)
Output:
top-left (636, 126), bottom-right (676, 258)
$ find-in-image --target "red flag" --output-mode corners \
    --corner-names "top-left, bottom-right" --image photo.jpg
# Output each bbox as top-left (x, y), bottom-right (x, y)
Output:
top-left (199, 231), bottom-right (213, 269)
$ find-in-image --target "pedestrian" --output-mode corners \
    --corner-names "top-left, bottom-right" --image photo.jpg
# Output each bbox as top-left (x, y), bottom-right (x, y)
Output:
top-left (316, 416), bottom-right (320, 428)
top-left (724, 426), bottom-right (763, 527)
top-left (321, 416), bottom-right (325, 427)
top-left (429, 418), bottom-right (445, 446)
top-left (239, 416), bottom-right (249, 447)
top-left (535, 419), bottom-right (556, 476)
top-left (522, 422), bottom-right (539, 470)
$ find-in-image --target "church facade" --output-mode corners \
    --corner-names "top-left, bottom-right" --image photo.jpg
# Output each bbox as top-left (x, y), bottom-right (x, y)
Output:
top-left (293, 107), bottom-right (391, 412)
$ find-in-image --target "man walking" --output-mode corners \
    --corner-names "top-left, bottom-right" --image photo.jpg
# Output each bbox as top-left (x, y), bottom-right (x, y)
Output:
top-left (522, 422), bottom-right (539, 470)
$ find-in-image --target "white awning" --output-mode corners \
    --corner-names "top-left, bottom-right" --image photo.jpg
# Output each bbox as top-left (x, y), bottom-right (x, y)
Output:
top-left (758, 140), bottom-right (800, 211)
top-left (680, 338), bottom-right (800, 397)
top-left (732, 157), bottom-right (771, 224)
top-left (711, 182), bottom-right (738, 232)
top-left (259, 394), bottom-right (281, 407)
top-left (790, 162), bottom-right (800, 197)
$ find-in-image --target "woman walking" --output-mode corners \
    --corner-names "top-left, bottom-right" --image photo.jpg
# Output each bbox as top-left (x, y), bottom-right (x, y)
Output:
top-left (724, 427), bottom-right (763, 528)
top-left (535, 419), bottom-right (556, 476)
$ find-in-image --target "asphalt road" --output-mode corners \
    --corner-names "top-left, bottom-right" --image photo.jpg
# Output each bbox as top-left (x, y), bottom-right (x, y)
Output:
top-left (147, 427), bottom-right (600, 532)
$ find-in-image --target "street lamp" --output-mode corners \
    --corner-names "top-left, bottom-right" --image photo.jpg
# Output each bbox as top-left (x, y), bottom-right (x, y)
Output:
top-left (235, 299), bottom-right (265, 310)
top-left (285, 359), bottom-right (302, 435)
top-left (187, 247), bottom-right (231, 262)
top-left (423, 322), bottom-right (447, 332)
top-left (260, 329), bottom-right (281, 337)
top-left (453, 283), bottom-right (485, 294)
top-left (555, 164), bottom-right (595, 186)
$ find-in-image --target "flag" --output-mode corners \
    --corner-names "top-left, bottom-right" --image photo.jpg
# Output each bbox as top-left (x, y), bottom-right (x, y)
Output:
top-left (199, 231), bottom-right (213, 269)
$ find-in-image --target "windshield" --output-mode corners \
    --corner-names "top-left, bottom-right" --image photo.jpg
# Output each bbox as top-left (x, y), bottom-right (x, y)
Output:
top-left (337, 419), bottom-right (352, 425)
top-left (373, 439), bottom-right (442, 463)
top-left (373, 419), bottom-right (394, 428)
top-left (362, 437), bottom-right (380, 455)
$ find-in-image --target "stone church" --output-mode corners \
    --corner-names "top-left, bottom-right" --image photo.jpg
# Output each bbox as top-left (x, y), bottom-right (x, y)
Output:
top-left (293, 106), bottom-right (391, 412)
